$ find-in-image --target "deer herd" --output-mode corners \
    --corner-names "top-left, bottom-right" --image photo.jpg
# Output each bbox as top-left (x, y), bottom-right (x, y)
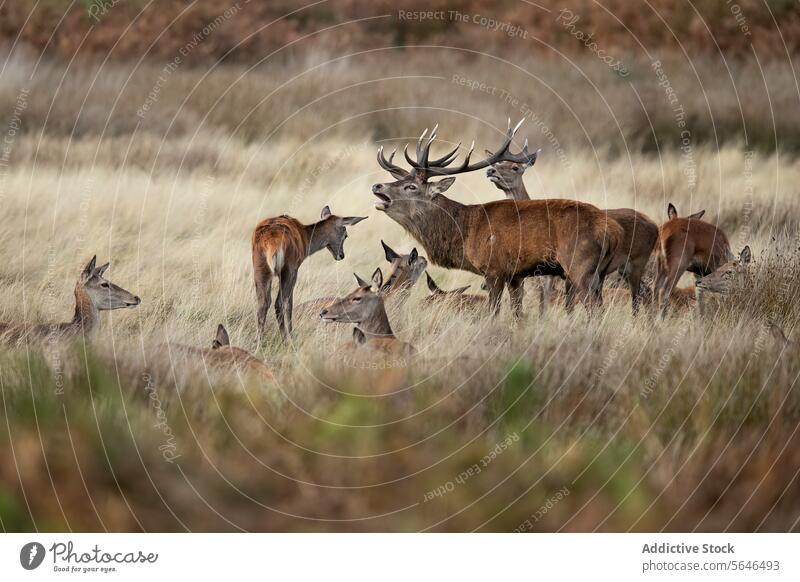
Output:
top-left (0, 119), bottom-right (772, 377)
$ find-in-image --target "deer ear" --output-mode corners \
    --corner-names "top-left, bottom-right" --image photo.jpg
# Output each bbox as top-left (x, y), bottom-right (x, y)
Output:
top-left (526, 148), bottom-right (541, 167)
top-left (408, 248), bottom-right (418, 264)
top-left (429, 177), bottom-right (456, 195)
top-left (453, 285), bottom-right (471, 295)
top-left (320, 205), bottom-right (332, 220)
top-left (688, 209), bottom-right (705, 220)
top-left (82, 256), bottom-right (97, 281)
top-left (342, 216), bottom-right (367, 226)
top-left (354, 273), bottom-right (370, 288)
top-left (667, 203), bottom-right (678, 220)
top-left (739, 245), bottom-right (752, 264)
top-left (425, 272), bottom-right (439, 293)
top-left (94, 262), bottom-right (110, 278)
top-left (352, 327), bottom-right (367, 345)
top-left (212, 324), bottom-right (230, 349)
top-left (371, 267), bottom-right (383, 290)
top-left (381, 240), bottom-right (399, 262)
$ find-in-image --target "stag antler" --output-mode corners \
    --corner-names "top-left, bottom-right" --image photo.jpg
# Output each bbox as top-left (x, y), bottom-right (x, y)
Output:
top-left (377, 147), bottom-right (409, 179)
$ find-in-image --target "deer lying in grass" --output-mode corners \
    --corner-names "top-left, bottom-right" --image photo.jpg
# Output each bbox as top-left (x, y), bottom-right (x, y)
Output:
top-left (485, 144), bottom-right (658, 314)
top-left (294, 240), bottom-right (428, 319)
top-left (319, 270), bottom-right (415, 357)
top-left (654, 203), bottom-right (733, 316)
top-left (0, 256), bottom-right (140, 344)
top-left (373, 120), bottom-right (622, 316)
top-left (424, 272), bottom-right (487, 311)
top-left (252, 205), bottom-right (366, 340)
top-left (176, 325), bottom-right (274, 380)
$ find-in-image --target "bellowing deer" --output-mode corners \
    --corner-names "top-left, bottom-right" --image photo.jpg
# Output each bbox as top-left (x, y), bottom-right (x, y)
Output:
top-left (424, 272), bottom-right (487, 311)
top-left (485, 144), bottom-right (658, 314)
top-left (178, 324), bottom-right (274, 380)
top-left (293, 240), bottom-right (428, 319)
top-left (372, 121), bottom-right (623, 316)
top-left (0, 256), bottom-right (140, 344)
top-left (252, 205), bottom-right (366, 340)
top-left (319, 270), bottom-right (415, 357)
top-left (654, 203), bottom-right (733, 316)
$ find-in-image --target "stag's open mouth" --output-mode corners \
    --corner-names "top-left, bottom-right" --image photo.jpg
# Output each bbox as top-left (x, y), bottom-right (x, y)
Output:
top-left (373, 192), bottom-right (391, 210)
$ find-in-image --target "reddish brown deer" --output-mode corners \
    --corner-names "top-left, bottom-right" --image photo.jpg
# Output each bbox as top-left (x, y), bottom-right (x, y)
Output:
top-left (0, 256), bottom-right (140, 344)
top-left (424, 272), bottom-right (488, 311)
top-left (372, 121), bottom-right (623, 316)
top-left (319, 270), bottom-right (415, 357)
top-left (177, 324), bottom-right (274, 380)
top-left (654, 203), bottom-right (733, 316)
top-left (293, 240), bottom-right (428, 319)
top-left (252, 205), bottom-right (366, 340)
top-left (485, 145), bottom-right (658, 314)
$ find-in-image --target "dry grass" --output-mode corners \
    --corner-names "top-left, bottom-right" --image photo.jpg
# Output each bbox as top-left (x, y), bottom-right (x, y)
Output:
top-left (1, 50), bottom-right (799, 532)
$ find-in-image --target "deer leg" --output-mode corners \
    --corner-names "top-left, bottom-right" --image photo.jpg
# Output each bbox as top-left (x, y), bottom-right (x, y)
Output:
top-left (254, 261), bottom-right (273, 342)
top-left (508, 276), bottom-right (525, 319)
top-left (283, 271), bottom-right (298, 335)
top-left (539, 277), bottom-right (554, 318)
top-left (693, 274), bottom-right (705, 318)
top-left (627, 266), bottom-right (645, 317)
top-left (563, 279), bottom-right (575, 313)
top-left (274, 276), bottom-right (286, 338)
top-left (485, 276), bottom-right (504, 317)
top-left (659, 256), bottom-right (690, 318)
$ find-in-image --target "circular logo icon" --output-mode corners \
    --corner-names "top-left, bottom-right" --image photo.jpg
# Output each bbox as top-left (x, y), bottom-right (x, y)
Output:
top-left (20, 542), bottom-right (46, 570)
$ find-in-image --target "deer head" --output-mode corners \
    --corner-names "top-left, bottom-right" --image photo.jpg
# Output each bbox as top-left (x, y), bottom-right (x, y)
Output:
top-left (313, 205), bottom-right (367, 261)
top-left (319, 269), bottom-right (385, 325)
top-left (695, 246), bottom-right (752, 294)
top-left (485, 144), bottom-right (539, 194)
top-left (380, 240), bottom-right (428, 295)
top-left (425, 272), bottom-right (470, 297)
top-left (667, 203), bottom-right (706, 221)
top-left (371, 119), bottom-right (528, 222)
top-left (78, 256), bottom-right (140, 311)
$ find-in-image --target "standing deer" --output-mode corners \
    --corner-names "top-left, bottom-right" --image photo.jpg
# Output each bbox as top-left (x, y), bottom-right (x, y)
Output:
top-left (654, 203), bottom-right (733, 316)
top-left (319, 270), bottom-right (415, 357)
top-left (176, 324), bottom-right (274, 380)
top-left (424, 272), bottom-right (488, 311)
top-left (293, 240), bottom-right (428, 319)
top-left (485, 144), bottom-right (658, 314)
top-left (372, 120), bottom-right (623, 316)
top-left (0, 256), bottom-right (140, 344)
top-left (252, 205), bottom-right (366, 340)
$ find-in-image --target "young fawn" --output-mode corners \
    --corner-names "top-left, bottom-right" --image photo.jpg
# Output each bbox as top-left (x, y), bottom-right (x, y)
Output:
top-left (486, 148), bottom-right (658, 314)
top-left (0, 256), bottom-right (140, 344)
top-left (654, 203), bottom-right (733, 316)
top-left (695, 246), bottom-right (752, 295)
top-left (319, 270), bottom-right (415, 357)
top-left (179, 325), bottom-right (274, 380)
top-left (424, 272), bottom-right (488, 311)
top-left (252, 205), bottom-right (366, 340)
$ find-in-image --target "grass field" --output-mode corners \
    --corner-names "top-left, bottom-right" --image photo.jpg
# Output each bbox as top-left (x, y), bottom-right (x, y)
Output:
top-left (1, 46), bottom-right (800, 531)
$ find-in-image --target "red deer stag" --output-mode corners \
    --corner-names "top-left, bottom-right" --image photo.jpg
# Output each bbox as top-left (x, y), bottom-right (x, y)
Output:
top-left (485, 143), bottom-right (658, 314)
top-left (372, 120), bottom-right (622, 315)
top-left (0, 256), bottom-right (140, 344)
top-left (320, 270), bottom-right (415, 357)
top-left (252, 205), bottom-right (366, 340)
top-left (654, 203), bottom-right (733, 316)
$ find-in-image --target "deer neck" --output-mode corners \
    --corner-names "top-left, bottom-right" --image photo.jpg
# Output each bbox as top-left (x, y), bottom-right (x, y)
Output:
top-left (71, 285), bottom-right (100, 334)
top-left (304, 221), bottom-right (330, 256)
top-left (358, 303), bottom-right (395, 338)
top-left (504, 180), bottom-right (530, 201)
top-left (391, 195), bottom-right (470, 270)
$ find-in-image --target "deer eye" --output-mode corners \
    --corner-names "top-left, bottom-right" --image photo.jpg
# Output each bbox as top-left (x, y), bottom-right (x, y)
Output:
top-left (351, 297), bottom-right (362, 303)
top-left (512, 165), bottom-right (519, 171)
top-left (405, 184), bottom-right (417, 191)
top-left (101, 282), bottom-right (110, 288)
